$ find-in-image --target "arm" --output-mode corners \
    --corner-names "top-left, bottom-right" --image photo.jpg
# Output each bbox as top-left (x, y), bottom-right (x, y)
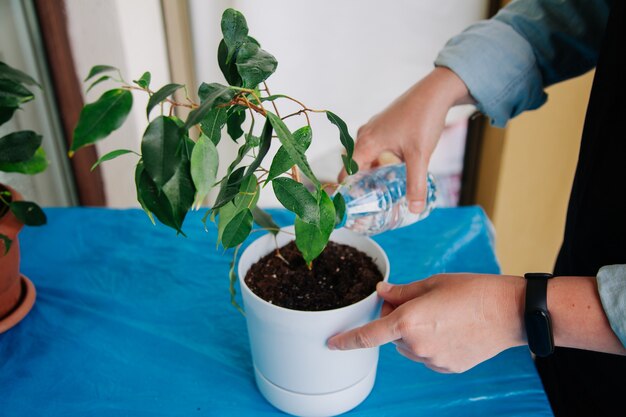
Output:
top-left (347, 0), bottom-right (610, 213)
top-left (436, 0), bottom-right (610, 127)
top-left (327, 273), bottom-right (625, 374)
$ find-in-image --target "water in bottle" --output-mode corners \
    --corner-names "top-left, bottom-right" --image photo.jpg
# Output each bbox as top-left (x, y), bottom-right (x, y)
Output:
top-left (335, 163), bottom-right (437, 235)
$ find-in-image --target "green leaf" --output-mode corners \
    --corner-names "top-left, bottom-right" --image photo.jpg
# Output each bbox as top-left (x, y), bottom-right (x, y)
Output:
top-left (146, 83), bottom-right (182, 118)
top-left (341, 154), bottom-right (358, 175)
top-left (226, 108), bottom-right (246, 141)
top-left (0, 130), bottom-right (42, 163)
top-left (244, 118), bottom-right (272, 177)
top-left (272, 177), bottom-right (319, 224)
top-left (251, 206), bottom-right (279, 234)
top-left (222, 208), bottom-right (253, 248)
top-left (134, 162), bottom-right (155, 225)
top-left (84, 65), bottom-right (118, 82)
top-left (234, 173), bottom-right (260, 210)
top-left (184, 83), bottom-right (235, 130)
top-left (228, 245), bottom-right (245, 315)
top-left (200, 107), bottom-right (228, 145)
top-left (10, 201), bottom-right (47, 226)
top-left (0, 233), bottom-right (12, 256)
top-left (266, 126), bottom-right (312, 183)
top-left (218, 39), bottom-right (242, 86)
top-left (91, 149), bottom-right (136, 171)
top-left (161, 142), bottom-right (195, 232)
top-left (225, 142), bottom-right (251, 177)
top-left (141, 116), bottom-right (184, 188)
top-left (71, 89), bottom-right (133, 153)
top-left (0, 147), bottom-right (47, 174)
top-left (221, 8), bottom-right (249, 63)
top-left (235, 42), bottom-right (278, 88)
top-left (217, 174), bottom-right (259, 244)
top-left (86, 75), bottom-right (112, 94)
top-left (0, 79), bottom-right (34, 107)
top-left (190, 133), bottom-right (219, 208)
top-left (213, 166), bottom-right (245, 210)
top-left (0, 62), bottom-right (40, 87)
top-left (327, 111), bottom-right (358, 175)
top-left (136, 161), bottom-right (180, 233)
top-left (0, 106), bottom-right (18, 127)
top-left (266, 112), bottom-right (319, 186)
top-left (333, 192), bottom-right (346, 227)
top-left (133, 72), bottom-right (151, 89)
top-left (295, 190), bottom-right (335, 264)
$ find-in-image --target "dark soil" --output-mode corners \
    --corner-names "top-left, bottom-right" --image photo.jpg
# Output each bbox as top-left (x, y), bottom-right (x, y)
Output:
top-left (244, 241), bottom-right (383, 311)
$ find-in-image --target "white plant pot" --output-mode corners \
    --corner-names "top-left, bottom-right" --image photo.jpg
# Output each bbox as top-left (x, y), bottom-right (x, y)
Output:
top-left (238, 226), bottom-right (390, 417)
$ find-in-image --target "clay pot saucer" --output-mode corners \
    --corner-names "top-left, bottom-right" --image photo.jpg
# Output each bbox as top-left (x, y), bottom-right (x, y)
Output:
top-left (0, 275), bottom-right (36, 334)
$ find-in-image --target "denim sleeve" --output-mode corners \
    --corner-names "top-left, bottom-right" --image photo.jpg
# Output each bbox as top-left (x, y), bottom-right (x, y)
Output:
top-left (435, 0), bottom-right (610, 127)
top-left (597, 265), bottom-right (626, 348)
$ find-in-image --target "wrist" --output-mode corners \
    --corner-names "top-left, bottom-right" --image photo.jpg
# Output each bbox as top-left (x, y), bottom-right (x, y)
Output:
top-left (510, 275), bottom-right (527, 346)
top-left (429, 66), bottom-right (475, 107)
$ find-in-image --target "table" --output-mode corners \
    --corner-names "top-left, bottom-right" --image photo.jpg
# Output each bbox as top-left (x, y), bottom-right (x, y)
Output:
top-left (0, 207), bottom-right (553, 416)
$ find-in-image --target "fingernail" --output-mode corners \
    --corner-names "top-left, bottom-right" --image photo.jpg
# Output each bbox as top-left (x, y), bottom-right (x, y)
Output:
top-left (377, 281), bottom-right (392, 293)
top-left (409, 201), bottom-right (424, 214)
top-left (327, 339), bottom-right (337, 350)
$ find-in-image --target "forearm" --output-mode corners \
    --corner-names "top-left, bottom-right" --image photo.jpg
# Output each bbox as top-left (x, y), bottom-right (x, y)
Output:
top-left (547, 276), bottom-right (626, 355)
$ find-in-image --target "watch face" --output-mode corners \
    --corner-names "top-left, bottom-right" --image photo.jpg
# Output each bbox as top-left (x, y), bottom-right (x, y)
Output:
top-left (525, 310), bottom-right (554, 357)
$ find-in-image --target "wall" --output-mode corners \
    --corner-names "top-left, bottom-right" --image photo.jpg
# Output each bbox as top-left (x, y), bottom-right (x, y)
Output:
top-left (64, 0), bottom-right (488, 207)
top-left (189, 0), bottom-right (487, 206)
top-left (476, 72), bottom-right (594, 275)
top-left (65, 0), bottom-right (171, 207)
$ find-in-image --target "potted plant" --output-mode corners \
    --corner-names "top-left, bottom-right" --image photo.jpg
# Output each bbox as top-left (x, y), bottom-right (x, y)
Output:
top-left (0, 61), bottom-right (48, 333)
top-left (70, 9), bottom-right (389, 416)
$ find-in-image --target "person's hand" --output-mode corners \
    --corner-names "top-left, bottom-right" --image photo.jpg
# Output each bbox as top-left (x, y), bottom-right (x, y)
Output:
top-left (327, 274), bottom-right (527, 373)
top-left (340, 67), bottom-right (474, 213)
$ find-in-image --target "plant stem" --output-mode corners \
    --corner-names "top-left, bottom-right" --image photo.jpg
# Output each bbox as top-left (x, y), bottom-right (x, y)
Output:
top-left (121, 85), bottom-right (197, 109)
top-left (263, 81), bottom-right (281, 118)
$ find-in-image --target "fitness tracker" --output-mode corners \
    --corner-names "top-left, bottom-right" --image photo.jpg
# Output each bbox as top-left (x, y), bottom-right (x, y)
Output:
top-left (524, 272), bottom-right (555, 357)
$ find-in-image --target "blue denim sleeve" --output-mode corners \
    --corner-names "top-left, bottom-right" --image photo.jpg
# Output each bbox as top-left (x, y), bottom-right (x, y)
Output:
top-left (435, 0), bottom-right (610, 127)
top-left (597, 265), bottom-right (626, 349)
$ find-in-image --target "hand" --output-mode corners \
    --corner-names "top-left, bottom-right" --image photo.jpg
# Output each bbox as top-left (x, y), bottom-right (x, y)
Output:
top-left (327, 274), bottom-right (526, 373)
top-left (339, 67), bottom-right (474, 213)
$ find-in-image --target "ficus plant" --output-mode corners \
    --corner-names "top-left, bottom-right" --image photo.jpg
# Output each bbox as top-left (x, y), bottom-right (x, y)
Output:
top-left (0, 61), bottom-right (48, 255)
top-left (70, 8), bottom-right (358, 308)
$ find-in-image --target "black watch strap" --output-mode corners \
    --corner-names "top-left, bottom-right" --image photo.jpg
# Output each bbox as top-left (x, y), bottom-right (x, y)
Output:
top-left (524, 273), bottom-right (554, 357)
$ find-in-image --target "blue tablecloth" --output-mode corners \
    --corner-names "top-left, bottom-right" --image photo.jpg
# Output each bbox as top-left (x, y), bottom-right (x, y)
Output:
top-left (0, 207), bottom-right (553, 416)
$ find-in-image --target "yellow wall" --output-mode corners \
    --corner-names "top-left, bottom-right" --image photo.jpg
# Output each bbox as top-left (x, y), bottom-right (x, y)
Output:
top-left (476, 71), bottom-right (594, 276)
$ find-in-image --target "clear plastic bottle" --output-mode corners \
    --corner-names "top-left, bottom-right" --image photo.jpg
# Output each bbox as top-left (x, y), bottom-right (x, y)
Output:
top-left (335, 163), bottom-right (437, 235)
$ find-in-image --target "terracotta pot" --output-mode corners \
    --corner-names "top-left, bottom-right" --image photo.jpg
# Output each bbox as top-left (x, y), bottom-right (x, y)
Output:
top-left (0, 185), bottom-right (24, 320)
top-left (0, 183), bottom-right (36, 333)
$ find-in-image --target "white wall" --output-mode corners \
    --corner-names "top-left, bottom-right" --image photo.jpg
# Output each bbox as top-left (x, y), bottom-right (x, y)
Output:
top-left (65, 0), bottom-right (171, 207)
top-left (65, 0), bottom-right (487, 207)
top-left (189, 0), bottom-right (486, 206)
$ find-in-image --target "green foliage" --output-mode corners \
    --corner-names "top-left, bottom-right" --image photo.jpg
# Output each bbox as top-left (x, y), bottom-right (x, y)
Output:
top-left (0, 147), bottom-right (48, 175)
top-left (266, 126), bottom-right (311, 184)
top-left (133, 72), bottom-right (151, 89)
top-left (146, 83), bottom-right (182, 118)
top-left (272, 177), bottom-right (319, 224)
top-left (10, 201), bottom-right (47, 226)
top-left (327, 111), bottom-right (358, 175)
top-left (91, 149), bottom-right (136, 171)
top-left (69, 8), bottom-right (362, 289)
top-left (295, 190), bottom-right (336, 265)
top-left (190, 133), bottom-right (219, 208)
top-left (332, 193), bottom-right (346, 227)
top-left (84, 65), bottom-right (118, 81)
top-left (0, 131), bottom-right (42, 163)
top-left (71, 88), bottom-right (133, 154)
top-left (0, 61), bottom-right (47, 242)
